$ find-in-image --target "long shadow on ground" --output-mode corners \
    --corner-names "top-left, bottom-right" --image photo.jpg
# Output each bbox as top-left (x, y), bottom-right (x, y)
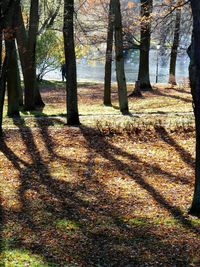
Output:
top-left (0, 119), bottom-right (198, 266)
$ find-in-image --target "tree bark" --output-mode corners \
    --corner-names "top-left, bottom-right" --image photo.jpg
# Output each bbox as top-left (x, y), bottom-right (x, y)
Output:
top-left (28, 0), bottom-right (44, 108)
top-left (113, 0), bottom-right (129, 115)
top-left (63, 0), bottom-right (80, 125)
top-left (4, 0), bottom-right (20, 117)
top-left (16, 60), bottom-right (23, 107)
top-left (5, 40), bottom-right (20, 117)
top-left (0, 0), bottom-right (20, 132)
top-left (16, 1), bottom-right (44, 110)
top-left (0, 29), bottom-right (2, 74)
top-left (169, 6), bottom-right (181, 85)
top-left (0, 57), bottom-right (7, 135)
top-left (188, 0), bottom-right (200, 216)
top-left (138, 0), bottom-right (152, 91)
top-left (104, 0), bottom-right (114, 106)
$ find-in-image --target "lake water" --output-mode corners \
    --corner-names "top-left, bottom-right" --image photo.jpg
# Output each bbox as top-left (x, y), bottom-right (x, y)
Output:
top-left (44, 49), bottom-right (190, 84)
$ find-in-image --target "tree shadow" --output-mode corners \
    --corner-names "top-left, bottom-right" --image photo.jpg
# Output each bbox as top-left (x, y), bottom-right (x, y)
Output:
top-left (151, 89), bottom-right (192, 103)
top-left (170, 87), bottom-right (191, 95)
top-left (80, 126), bottom-right (197, 232)
top-left (7, 118), bottom-right (147, 265)
top-left (155, 125), bottom-right (195, 168)
top-left (0, 120), bottom-right (198, 266)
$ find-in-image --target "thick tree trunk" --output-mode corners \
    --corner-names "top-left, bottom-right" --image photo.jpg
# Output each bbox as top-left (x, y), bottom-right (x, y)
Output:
top-left (113, 0), bottom-right (129, 115)
top-left (138, 0), bottom-right (152, 91)
top-left (5, 40), bottom-right (20, 117)
top-left (0, 1), bottom-right (20, 132)
top-left (16, 2), bottom-right (44, 110)
top-left (28, 0), bottom-right (44, 108)
top-left (169, 7), bottom-right (181, 85)
top-left (104, 0), bottom-right (114, 106)
top-left (3, 0), bottom-right (20, 117)
top-left (63, 0), bottom-right (80, 125)
top-left (188, 0), bottom-right (200, 216)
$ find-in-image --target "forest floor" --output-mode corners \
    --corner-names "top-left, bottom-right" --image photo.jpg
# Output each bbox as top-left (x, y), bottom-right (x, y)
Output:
top-left (1, 81), bottom-right (200, 266)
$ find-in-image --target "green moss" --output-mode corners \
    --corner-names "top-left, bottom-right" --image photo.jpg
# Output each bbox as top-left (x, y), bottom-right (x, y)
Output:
top-left (0, 249), bottom-right (51, 267)
top-left (54, 219), bottom-right (81, 232)
top-left (123, 217), bottom-right (149, 226)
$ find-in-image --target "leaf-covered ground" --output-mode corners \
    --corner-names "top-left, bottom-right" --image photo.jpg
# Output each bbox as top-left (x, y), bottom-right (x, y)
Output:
top-left (0, 82), bottom-right (200, 266)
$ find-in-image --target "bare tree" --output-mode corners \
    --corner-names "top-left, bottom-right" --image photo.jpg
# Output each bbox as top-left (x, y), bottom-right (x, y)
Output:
top-left (138, 0), bottom-right (153, 91)
top-left (104, 0), bottom-right (114, 107)
top-left (63, 0), bottom-right (80, 125)
top-left (169, 2), bottom-right (182, 85)
top-left (113, 0), bottom-right (129, 114)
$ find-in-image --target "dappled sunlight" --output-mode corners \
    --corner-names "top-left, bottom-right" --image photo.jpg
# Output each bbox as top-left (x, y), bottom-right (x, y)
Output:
top-left (0, 249), bottom-right (49, 266)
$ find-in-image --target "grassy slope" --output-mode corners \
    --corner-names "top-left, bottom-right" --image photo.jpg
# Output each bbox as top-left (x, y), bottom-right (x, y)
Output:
top-left (0, 82), bottom-right (199, 266)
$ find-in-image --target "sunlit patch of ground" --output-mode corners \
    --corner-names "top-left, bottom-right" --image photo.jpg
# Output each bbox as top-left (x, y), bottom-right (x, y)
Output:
top-left (2, 82), bottom-right (194, 130)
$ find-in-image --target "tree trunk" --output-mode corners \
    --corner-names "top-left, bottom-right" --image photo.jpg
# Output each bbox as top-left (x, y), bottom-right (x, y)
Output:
top-left (138, 0), bottom-right (152, 91)
top-left (16, 2), bottom-right (44, 110)
top-left (5, 40), bottom-right (20, 117)
top-left (63, 0), bottom-right (80, 125)
top-left (188, 0), bottom-right (200, 216)
top-left (28, 0), bottom-right (44, 108)
top-left (0, 56), bottom-right (7, 135)
top-left (16, 5), bottom-right (31, 108)
top-left (16, 60), bottom-right (23, 107)
top-left (0, 29), bottom-right (2, 74)
top-left (0, 0), bottom-right (20, 133)
top-left (169, 6), bottom-right (181, 85)
top-left (104, 0), bottom-right (114, 106)
top-left (113, 0), bottom-right (129, 115)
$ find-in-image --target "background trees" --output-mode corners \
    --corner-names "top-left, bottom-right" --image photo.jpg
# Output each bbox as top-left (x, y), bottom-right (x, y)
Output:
top-left (0, 0), bottom-right (192, 130)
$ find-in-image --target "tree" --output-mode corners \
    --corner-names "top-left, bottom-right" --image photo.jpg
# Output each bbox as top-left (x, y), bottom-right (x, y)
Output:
top-left (4, 1), bottom-right (21, 117)
top-left (63, 0), bottom-right (80, 125)
top-left (168, 2), bottom-right (181, 85)
top-left (104, 0), bottom-right (114, 106)
top-left (36, 30), bottom-right (64, 81)
top-left (0, 0), bottom-right (20, 133)
top-left (113, 0), bottom-right (129, 114)
top-left (188, 0), bottom-right (200, 216)
top-left (16, 0), bottom-right (44, 110)
top-left (5, 40), bottom-right (20, 117)
top-left (137, 0), bottom-right (153, 91)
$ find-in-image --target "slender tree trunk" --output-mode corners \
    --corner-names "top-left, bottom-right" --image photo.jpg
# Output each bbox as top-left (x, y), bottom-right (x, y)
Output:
top-left (0, 29), bottom-right (2, 74)
top-left (16, 60), bottom-right (23, 107)
top-left (104, 0), bottom-right (114, 106)
top-left (63, 0), bottom-right (80, 125)
top-left (188, 0), bottom-right (200, 216)
top-left (16, 5), bottom-right (30, 107)
top-left (5, 40), bottom-right (20, 117)
top-left (113, 0), bottom-right (129, 115)
top-left (0, 57), bottom-right (7, 135)
top-left (138, 0), bottom-right (152, 91)
top-left (169, 6), bottom-right (181, 85)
